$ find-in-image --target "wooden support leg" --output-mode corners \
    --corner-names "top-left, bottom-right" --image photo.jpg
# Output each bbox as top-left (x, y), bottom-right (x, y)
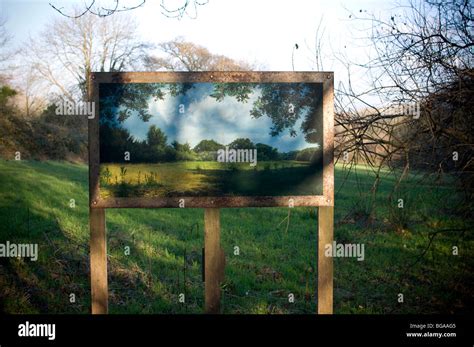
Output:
top-left (90, 207), bottom-right (108, 314)
top-left (204, 208), bottom-right (224, 314)
top-left (318, 206), bottom-right (334, 314)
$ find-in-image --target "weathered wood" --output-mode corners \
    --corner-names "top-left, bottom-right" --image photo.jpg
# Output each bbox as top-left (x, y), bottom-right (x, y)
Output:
top-left (88, 73), bottom-right (100, 207)
top-left (322, 73), bottom-right (335, 206)
top-left (93, 195), bottom-right (333, 209)
top-left (93, 71), bottom-right (333, 84)
top-left (204, 208), bottom-right (224, 314)
top-left (318, 206), bottom-right (334, 314)
top-left (90, 208), bottom-right (108, 314)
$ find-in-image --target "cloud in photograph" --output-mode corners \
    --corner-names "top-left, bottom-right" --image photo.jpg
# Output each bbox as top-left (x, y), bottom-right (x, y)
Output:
top-left (122, 83), bottom-right (317, 152)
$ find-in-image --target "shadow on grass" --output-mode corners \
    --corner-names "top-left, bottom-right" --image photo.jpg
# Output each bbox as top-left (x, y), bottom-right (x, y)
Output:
top-left (0, 161), bottom-right (193, 313)
top-left (0, 206), bottom-right (89, 313)
top-left (1, 160), bottom-right (473, 314)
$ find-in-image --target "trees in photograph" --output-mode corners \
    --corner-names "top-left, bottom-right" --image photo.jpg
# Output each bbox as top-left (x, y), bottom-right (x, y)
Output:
top-left (100, 122), bottom-right (319, 164)
top-left (98, 81), bottom-right (323, 164)
top-left (98, 80), bottom-right (324, 166)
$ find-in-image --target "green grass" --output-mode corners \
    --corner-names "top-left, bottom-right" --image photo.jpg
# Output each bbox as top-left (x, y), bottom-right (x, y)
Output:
top-left (0, 159), bottom-right (472, 314)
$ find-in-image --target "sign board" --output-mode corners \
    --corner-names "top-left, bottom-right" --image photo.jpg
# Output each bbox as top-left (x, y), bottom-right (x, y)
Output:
top-left (89, 72), bottom-right (333, 208)
top-left (87, 71), bottom-right (335, 314)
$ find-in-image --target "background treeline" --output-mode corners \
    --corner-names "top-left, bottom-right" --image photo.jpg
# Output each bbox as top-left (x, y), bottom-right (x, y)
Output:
top-left (100, 123), bottom-right (319, 163)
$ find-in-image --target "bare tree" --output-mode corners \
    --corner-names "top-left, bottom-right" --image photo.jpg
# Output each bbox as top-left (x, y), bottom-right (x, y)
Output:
top-left (49, 0), bottom-right (146, 18)
top-left (336, 2), bottom-right (472, 173)
top-left (11, 67), bottom-right (48, 118)
top-left (144, 37), bottom-right (255, 71)
top-left (24, 12), bottom-right (149, 101)
top-left (316, 0), bottom-right (473, 228)
top-left (159, 0), bottom-right (209, 19)
top-left (0, 17), bottom-right (13, 84)
top-left (308, 17), bottom-right (326, 71)
top-left (49, 0), bottom-right (208, 18)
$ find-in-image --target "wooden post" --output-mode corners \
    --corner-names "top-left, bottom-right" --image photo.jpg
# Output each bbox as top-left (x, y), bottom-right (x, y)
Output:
top-left (204, 208), bottom-right (224, 314)
top-left (90, 207), bottom-right (108, 314)
top-left (318, 206), bottom-right (334, 314)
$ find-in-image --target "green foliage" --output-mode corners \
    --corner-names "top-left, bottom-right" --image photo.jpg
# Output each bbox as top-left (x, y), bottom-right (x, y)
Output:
top-left (172, 140), bottom-right (190, 152)
top-left (250, 83), bottom-right (323, 141)
top-left (0, 85), bottom-right (17, 109)
top-left (119, 166), bottom-right (128, 182)
top-left (228, 138), bottom-right (255, 149)
top-left (144, 171), bottom-right (159, 186)
top-left (210, 83), bottom-right (253, 102)
top-left (147, 125), bottom-right (168, 147)
top-left (193, 139), bottom-right (223, 152)
top-left (100, 83), bottom-right (169, 124)
top-left (174, 150), bottom-right (197, 161)
top-left (256, 143), bottom-right (279, 161)
top-left (100, 166), bottom-right (112, 185)
top-left (195, 151), bottom-right (216, 161)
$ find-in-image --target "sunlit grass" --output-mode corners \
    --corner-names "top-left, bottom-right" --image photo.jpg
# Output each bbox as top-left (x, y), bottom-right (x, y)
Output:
top-left (0, 159), bottom-right (472, 314)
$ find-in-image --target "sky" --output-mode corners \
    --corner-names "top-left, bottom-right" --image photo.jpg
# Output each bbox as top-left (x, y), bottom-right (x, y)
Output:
top-left (1, 0), bottom-right (405, 71)
top-left (0, 0), bottom-right (410, 111)
top-left (118, 82), bottom-right (318, 152)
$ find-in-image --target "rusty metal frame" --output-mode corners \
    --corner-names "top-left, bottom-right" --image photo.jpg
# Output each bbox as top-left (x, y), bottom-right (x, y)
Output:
top-left (89, 71), bottom-right (334, 209)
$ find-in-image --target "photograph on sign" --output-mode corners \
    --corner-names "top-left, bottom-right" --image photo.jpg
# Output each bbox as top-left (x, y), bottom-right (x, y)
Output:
top-left (98, 82), bottom-right (324, 199)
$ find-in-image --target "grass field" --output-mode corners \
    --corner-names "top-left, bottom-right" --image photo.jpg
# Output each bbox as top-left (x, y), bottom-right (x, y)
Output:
top-left (99, 161), bottom-right (322, 198)
top-left (0, 159), bottom-right (472, 314)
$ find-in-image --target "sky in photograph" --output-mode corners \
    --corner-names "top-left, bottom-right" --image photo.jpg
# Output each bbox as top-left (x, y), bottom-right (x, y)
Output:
top-left (119, 83), bottom-right (317, 152)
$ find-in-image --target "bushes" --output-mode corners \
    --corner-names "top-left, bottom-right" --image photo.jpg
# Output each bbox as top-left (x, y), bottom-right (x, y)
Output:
top-left (0, 88), bottom-right (88, 161)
